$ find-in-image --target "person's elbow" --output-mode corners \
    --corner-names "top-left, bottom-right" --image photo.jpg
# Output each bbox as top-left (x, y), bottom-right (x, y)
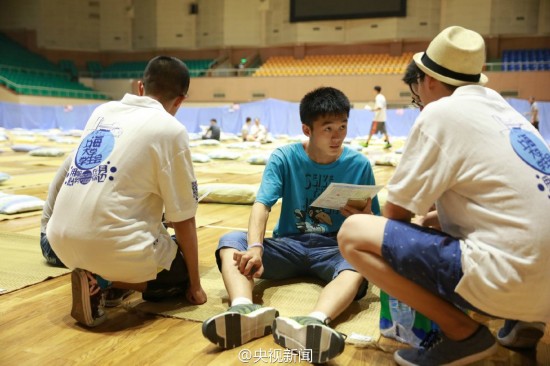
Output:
top-left (383, 201), bottom-right (413, 222)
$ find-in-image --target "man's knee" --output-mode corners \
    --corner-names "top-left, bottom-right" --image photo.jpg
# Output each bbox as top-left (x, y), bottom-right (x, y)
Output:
top-left (338, 215), bottom-right (385, 258)
top-left (335, 270), bottom-right (368, 300)
top-left (338, 215), bottom-right (366, 256)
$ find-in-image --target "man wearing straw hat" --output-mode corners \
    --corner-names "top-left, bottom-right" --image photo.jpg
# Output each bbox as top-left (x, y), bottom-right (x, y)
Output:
top-left (338, 26), bottom-right (549, 365)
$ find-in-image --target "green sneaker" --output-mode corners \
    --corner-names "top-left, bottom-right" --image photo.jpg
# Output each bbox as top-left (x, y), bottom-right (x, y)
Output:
top-left (384, 142), bottom-right (392, 149)
top-left (273, 316), bottom-right (346, 364)
top-left (361, 141), bottom-right (369, 148)
top-left (202, 304), bottom-right (279, 349)
top-left (394, 326), bottom-right (498, 366)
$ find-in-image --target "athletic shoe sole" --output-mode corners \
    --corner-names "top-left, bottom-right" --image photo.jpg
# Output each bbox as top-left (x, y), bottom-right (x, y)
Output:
top-left (105, 289), bottom-right (135, 307)
top-left (498, 322), bottom-right (545, 349)
top-left (70, 269), bottom-right (106, 327)
top-left (394, 342), bottom-right (498, 366)
top-left (202, 307), bottom-right (278, 349)
top-left (272, 317), bottom-right (345, 364)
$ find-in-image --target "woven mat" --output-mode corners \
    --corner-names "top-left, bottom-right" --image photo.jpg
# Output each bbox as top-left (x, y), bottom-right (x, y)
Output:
top-left (195, 163), bottom-right (265, 176)
top-left (0, 232), bottom-right (70, 294)
top-left (0, 210), bottom-right (43, 222)
top-left (127, 266), bottom-right (381, 340)
top-left (0, 173), bottom-right (54, 189)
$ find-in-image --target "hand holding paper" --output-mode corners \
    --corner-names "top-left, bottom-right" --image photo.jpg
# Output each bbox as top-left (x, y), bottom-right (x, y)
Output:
top-left (310, 183), bottom-right (384, 210)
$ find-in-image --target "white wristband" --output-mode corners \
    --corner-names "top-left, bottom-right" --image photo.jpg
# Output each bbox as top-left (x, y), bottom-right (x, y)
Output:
top-left (248, 242), bottom-right (264, 252)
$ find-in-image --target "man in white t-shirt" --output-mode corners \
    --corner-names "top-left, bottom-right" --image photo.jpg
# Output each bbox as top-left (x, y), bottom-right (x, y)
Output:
top-left (338, 26), bottom-right (549, 365)
top-left (241, 117), bottom-right (252, 141)
top-left (47, 56), bottom-right (207, 327)
top-left (529, 96), bottom-right (539, 130)
top-left (363, 86), bottom-right (391, 149)
top-left (246, 117), bottom-right (267, 143)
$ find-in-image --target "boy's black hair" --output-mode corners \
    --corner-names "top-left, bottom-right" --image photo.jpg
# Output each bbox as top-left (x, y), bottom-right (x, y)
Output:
top-left (374, 85), bottom-right (382, 92)
top-left (402, 61), bottom-right (424, 85)
top-left (143, 56), bottom-right (190, 103)
top-left (299, 87), bottom-right (350, 128)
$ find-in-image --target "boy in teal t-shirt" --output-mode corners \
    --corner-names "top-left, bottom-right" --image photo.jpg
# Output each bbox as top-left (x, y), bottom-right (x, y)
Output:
top-left (202, 87), bottom-right (380, 363)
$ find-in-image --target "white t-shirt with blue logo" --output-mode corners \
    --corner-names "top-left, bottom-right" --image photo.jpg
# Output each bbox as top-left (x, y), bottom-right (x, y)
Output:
top-left (387, 85), bottom-right (550, 322)
top-left (48, 94), bottom-right (198, 283)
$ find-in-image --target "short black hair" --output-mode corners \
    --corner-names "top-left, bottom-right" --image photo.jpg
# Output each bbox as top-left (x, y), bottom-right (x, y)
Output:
top-left (402, 60), bottom-right (424, 85)
top-left (374, 86), bottom-right (382, 92)
top-left (299, 87), bottom-right (350, 128)
top-left (142, 56), bottom-right (190, 102)
top-left (245, 117), bottom-right (252, 122)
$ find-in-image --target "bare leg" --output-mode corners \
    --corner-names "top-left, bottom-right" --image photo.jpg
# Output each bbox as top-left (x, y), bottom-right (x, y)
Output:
top-left (338, 214), bottom-right (480, 341)
top-left (219, 248), bottom-right (255, 302)
top-left (312, 270), bottom-right (364, 321)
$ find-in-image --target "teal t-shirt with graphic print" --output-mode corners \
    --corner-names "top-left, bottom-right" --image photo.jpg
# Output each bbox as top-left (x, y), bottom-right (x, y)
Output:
top-left (256, 142), bottom-right (380, 237)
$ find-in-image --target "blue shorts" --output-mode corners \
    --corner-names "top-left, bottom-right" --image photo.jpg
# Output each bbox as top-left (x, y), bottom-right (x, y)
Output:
top-left (381, 219), bottom-right (488, 315)
top-left (216, 231), bottom-right (368, 300)
top-left (40, 232), bottom-right (66, 267)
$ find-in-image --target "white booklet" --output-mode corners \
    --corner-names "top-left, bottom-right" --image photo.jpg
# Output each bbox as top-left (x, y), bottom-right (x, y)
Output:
top-left (310, 183), bottom-right (384, 210)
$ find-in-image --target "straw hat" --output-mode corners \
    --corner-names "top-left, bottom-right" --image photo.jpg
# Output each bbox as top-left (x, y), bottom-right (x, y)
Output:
top-left (413, 26), bottom-right (488, 86)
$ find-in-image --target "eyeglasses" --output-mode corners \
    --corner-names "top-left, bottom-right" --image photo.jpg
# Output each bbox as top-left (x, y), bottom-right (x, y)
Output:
top-left (411, 98), bottom-right (423, 109)
top-left (409, 83), bottom-right (423, 109)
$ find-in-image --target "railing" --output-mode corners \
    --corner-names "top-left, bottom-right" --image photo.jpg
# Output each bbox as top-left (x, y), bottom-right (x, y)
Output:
top-left (49, 60), bottom-right (550, 80)
top-left (0, 74), bottom-right (107, 99)
top-left (0, 64), bottom-right (69, 78)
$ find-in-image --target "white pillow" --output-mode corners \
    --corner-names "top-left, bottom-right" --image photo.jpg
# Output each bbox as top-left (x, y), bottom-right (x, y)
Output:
top-left (199, 139), bottom-right (221, 146)
top-left (0, 193), bottom-right (45, 214)
top-left (247, 154), bottom-right (271, 165)
top-left (29, 148), bottom-right (66, 157)
top-left (198, 183), bottom-right (258, 204)
top-left (226, 142), bottom-right (261, 149)
top-left (208, 150), bottom-right (242, 160)
top-left (11, 144), bottom-right (42, 152)
top-left (375, 154), bottom-right (401, 167)
top-left (0, 173), bottom-right (11, 183)
top-left (192, 153), bottom-right (211, 163)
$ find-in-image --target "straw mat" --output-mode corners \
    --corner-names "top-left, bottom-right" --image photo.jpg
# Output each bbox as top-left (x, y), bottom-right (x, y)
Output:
top-left (0, 232), bottom-right (70, 294)
top-left (127, 266), bottom-right (381, 340)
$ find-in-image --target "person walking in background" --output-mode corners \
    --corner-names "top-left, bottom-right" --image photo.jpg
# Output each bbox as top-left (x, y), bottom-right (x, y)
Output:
top-left (338, 26), bottom-right (549, 365)
top-left (363, 86), bottom-right (391, 149)
top-left (529, 96), bottom-right (539, 130)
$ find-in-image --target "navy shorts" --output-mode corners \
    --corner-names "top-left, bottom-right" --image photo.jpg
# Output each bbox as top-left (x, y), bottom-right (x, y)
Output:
top-left (216, 231), bottom-right (368, 300)
top-left (370, 121), bottom-right (387, 134)
top-left (40, 232), bottom-right (66, 268)
top-left (381, 219), bottom-right (487, 315)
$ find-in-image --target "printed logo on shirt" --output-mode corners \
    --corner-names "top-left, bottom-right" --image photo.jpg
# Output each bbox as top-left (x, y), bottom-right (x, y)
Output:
top-left (509, 127), bottom-right (550, 199)
top-left (65, 127), bottom-right (118, 186)
top-left (294, 173), bottom-right (335, 234)
top-left (510, 128), bottom-right (550, 175)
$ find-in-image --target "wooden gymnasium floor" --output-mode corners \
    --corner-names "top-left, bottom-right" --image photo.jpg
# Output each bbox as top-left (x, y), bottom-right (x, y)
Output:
top-left (0, 132), bottom-right (548, 365)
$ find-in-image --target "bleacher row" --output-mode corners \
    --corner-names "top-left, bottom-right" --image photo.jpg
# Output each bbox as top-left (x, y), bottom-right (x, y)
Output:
top-left (252, 53), bottom-right (415, 77)
top-left (502, 49), bottom-right (550, 71)
top-left (0, 33), bottom-right (549, 100)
